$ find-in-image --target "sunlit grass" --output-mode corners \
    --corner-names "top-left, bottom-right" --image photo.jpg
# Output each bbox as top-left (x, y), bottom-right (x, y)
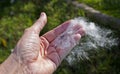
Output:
top-left (77, 0), bottom-right (120, 18)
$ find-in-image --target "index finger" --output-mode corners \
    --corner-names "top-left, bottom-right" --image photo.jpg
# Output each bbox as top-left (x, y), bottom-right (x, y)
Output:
top-left (42, 20), bottom-right (71, 43)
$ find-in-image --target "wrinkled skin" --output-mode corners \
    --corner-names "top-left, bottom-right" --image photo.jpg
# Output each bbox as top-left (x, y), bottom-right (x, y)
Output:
top-left (13, 12), bottom-right (84, 74)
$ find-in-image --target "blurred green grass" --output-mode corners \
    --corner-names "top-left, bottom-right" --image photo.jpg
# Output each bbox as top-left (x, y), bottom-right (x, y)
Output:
top-left (0, 0), bottom-right (120, 74)
top-left (78, 0), bottom-right (120, 19)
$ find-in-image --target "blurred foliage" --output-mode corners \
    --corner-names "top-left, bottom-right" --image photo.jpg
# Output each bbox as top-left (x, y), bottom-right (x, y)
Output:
top-left (0, 0), bottom-right (120, 74)
top-left (78, 0), bottom-right (120, 19)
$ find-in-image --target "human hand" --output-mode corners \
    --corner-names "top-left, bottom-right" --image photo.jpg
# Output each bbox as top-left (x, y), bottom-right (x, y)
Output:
top-left (13, 12), bottom-right (84, 74)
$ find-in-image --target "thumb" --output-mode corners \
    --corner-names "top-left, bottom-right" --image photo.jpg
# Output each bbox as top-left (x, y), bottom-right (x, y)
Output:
top-left (32, 12), bottom-right (47, 34)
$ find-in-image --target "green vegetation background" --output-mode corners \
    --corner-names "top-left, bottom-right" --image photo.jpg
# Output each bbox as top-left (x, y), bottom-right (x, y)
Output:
top-left (0, 0), bottom-right (120, 74)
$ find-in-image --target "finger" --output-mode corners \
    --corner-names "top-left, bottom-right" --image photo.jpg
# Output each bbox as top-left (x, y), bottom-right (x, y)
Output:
top-left (47, 34), bottom-right (81, 67)
top-left (73, 34), bottom-right (81, 42)
top-left (59, 34), bottom-right (81, 62)
top-left (47, 46), bottom-right (61, 67)
top-left (31, 12), bottom-right (47, 34)
top-left (43, 20), bottom-right (71, 43)
top-left (75, 28), bottom-right (85, 36)
top-left (73, 24), bottom-right (82, 31)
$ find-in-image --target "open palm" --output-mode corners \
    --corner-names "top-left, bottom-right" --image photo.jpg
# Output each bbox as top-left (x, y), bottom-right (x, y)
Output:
top-left (13, 12), bottom-right (84, 74)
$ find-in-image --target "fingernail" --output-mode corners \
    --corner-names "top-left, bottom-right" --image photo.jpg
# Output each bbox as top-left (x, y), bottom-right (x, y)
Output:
top-left (40, 12), bottom-right (44, 17)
